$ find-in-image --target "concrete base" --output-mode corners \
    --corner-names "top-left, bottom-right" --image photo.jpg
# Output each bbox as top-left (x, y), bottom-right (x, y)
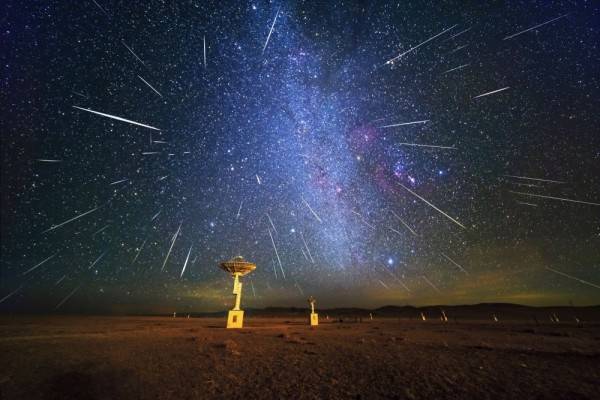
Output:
top-left (310, 313), bottom-right (319, 326)
top-left (227, 310), bottom-right (244, 328)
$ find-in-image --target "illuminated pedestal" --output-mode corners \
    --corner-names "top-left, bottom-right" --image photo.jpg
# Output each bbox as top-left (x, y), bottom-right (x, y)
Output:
top-left (226, 273), bottom-right (244, 329)
top-left (219, 256), bottom-right (256, 329)
top-left (227, 310), bottom-right (244, 328)
top-left (308, 296), bottom-right (318, 326)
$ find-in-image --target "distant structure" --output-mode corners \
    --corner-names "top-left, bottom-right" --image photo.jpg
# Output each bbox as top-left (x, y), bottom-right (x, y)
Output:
top-left (440, 310), bottom-right (448, 322)
top-left (218, 256), bottom-right (256, 328)
top-left (307, 296), bottom-right (318, 326)
top-left (420, 312), bottom-right (427, 321)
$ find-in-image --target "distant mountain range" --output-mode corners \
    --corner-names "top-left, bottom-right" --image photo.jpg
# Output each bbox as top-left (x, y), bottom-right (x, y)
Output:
top-left (177, 303), bottom-right (600, 322)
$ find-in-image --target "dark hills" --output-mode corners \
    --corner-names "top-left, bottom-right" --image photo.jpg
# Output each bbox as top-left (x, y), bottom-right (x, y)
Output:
top-left (177, 303), bottom-right (600, 322)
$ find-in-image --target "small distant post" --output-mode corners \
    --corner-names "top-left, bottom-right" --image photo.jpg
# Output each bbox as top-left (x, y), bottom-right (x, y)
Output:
top-left (440, 310), bottom-right (448, 322)
top-left (308, 296), bottom-right (318, 326)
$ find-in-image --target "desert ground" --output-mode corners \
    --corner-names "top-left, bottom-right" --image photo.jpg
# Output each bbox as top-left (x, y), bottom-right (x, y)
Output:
top-left (1, 315), bottom-right (599, 399)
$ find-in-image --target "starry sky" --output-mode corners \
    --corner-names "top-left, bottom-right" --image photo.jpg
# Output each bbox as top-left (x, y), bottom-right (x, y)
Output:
top-left (2, 1), bottom-right (599, 313)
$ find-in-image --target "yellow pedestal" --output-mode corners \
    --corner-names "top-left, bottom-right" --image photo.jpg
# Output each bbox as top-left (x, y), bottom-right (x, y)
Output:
top-left (310, 313), bottom-right (319, 326)
top-left (227, 310), bottom-right (244, 328)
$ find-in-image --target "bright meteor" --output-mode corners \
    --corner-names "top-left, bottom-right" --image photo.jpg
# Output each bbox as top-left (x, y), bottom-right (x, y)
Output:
top-left (73, 106), bottom-right (161, 131)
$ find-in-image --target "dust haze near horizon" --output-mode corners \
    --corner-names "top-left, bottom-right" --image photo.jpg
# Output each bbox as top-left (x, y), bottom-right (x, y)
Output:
top-left (2, 1), bottom-right (599, 313)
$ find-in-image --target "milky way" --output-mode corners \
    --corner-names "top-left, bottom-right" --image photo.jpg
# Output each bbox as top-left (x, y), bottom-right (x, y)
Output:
top-left (2, 1), bottom-right (599, 312)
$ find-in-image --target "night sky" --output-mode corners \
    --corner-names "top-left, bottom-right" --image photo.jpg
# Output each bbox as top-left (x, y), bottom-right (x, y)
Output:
top-left (2, 1), bottom-right (599, 314)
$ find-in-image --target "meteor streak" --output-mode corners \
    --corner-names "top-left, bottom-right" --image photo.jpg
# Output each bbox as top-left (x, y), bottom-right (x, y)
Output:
top-left (271, 258), bottom-right (278, 279)
top-left (89, 250), bottom-right (108, 270)
top-left (398, 183), bottom-right (466, 229)
top-left (422, 275), bottom-right (441, 293)
top-left (91, 0), bottom-right (109, 17)
top-left (0, 286), bottom-right (23, 304)
top-left (93, 224), bottom-right (109, 236)
top-left (266, 212), bottom-right (278, 234)
top-left (300, 247), bottom-right (309, 262)
top-left (503, 175), bottom-right (565, 184)
top-left (301, 197), bottom-right (322, 223)
top-left (73, 106), bottom-right (160, 130)
top-left (472, 87), bottom-right (510, 99)
top-left (131, 239), bottom-right (147, 265)
top-left (516, 201), bottom-right (538, 207)
top-left (442, 63), bottom-right (470, 74)
top-left (137, 75), bottom-right (162, 97)
top-left (55, 285), bottom-right (81, 309)
top-left (445, 27), bottom-right (471, 41)
top-left (72, 90), bottom-right (88, 98)
top-left (268, 228), bottom-right (285, 279)
top-left (36, 159), bottom-right (62, 163)
top-left (262, 9), bottom-right (280, 54)
top-left (385, 25), bottom-right (456, 65)
top-left (441, 253), bottom-right (468, 274)
top-left (43, 206), bottom-right (100, 233)
top-left (161, 223), bottom-right (182, 271)
top-left (379, 265), bottom-right (410, 291)
top-left (504, 14), bottom-right (569, 40)
top-left (388, 226), bottom-right (404, 237)
top-left (203, 35), bottom-right (207, 68)
top-left (511, 182), bottom-right (543, 188)
top-left (351, 210), bottom-right (375, 230)
top-left (180, 245), bottom-right (192, 278)
top-left (121, 41), bottom-right (145, 66)
top-left (399, 280), bottom-right (411, 292)
top-left (545, 266), bottom-right (600, 290)
top-left (379, 120), bottom-right (428, 128)
top-left (300, 231), bottom-right (314, 263)
top-left (377, 279), bottom-right (390, 290)
top-left (447, 44), bottom-right (468, 54)
top-left (236, 201), bottom-right (243, 219)
top-left (397, 143), bottom-right (456, 150)
top-left (390, 210), bottom-right (418, 236)
top-left (510, 191), bottom-right (600, 207)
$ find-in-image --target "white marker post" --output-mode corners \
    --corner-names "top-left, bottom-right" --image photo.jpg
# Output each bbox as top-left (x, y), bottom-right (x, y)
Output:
top-left (308, 296), bottom-right (318, 326)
